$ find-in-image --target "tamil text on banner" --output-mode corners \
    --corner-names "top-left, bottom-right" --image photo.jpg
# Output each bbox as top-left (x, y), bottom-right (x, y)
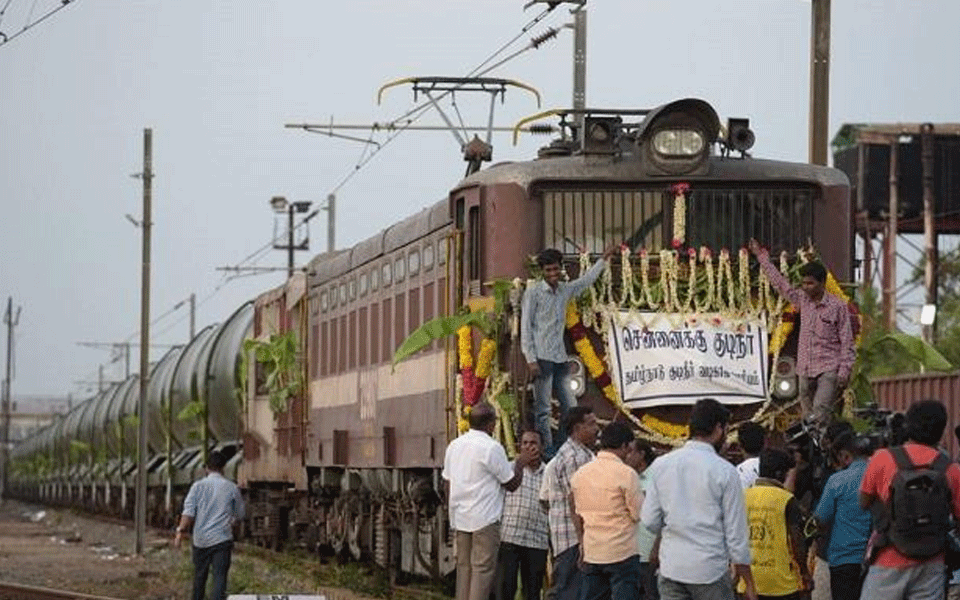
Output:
top-left (606, 312), bottom-right (769, 408)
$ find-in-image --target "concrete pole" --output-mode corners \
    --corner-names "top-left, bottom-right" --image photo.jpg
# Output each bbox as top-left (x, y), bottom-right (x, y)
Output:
top-left (189, 293), bottom-right (196, 341)
top-left (327, 193), bottom-right (336, 253)
top-left (884, 141), bottom-right (899, 331)
top-left (572, 9), bottom-right (587, 139)
top-left (287, 205), bottom-right (295, 279)
top-left (921, 123), bottom-right (937, 344)
top-left (135, 128), bottom-right (153, 555)
top-left (808, 0), bottom-right (831, 166)
top-left (1, 297), bottom-right (16, 498)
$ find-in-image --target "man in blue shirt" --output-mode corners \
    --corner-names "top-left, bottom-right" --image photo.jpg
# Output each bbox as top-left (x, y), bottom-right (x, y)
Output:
top-left (175, 450), bottom-right (245, 600)
top-left (813, 431), bottom-right (872, 600)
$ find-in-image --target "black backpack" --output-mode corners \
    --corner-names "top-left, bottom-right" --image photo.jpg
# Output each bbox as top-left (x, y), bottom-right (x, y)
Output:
top-left (883, 446), bottom-right (953, 559)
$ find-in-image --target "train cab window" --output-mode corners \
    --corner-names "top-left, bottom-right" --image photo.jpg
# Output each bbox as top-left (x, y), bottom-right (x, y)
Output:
top-left (394, 256), bottom-right (406, 282)
top-left (423, 243), bottom-right (435, 270)
top-left (349, 278), bottom-right (357, 301)
top-left (339, 283), bottom-right (347, 306)
top-left (382, 262), bottom-right (392, 287)
top-left (371, 266), bottom-right (380, 291)
top-left (468, 205), bottom-right (481, 281)
top-left (320, 290), bottom-right (329, 312)
top-left (359, 272), bottom-right (369, 296)
top-left (438, 239), bottom-right (446, 265)
top-left (408, 249), bottom-right (420, 276)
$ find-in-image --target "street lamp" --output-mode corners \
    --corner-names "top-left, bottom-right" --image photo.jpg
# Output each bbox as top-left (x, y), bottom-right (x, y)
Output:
top-left (270, 196), bottom-right (314, 279)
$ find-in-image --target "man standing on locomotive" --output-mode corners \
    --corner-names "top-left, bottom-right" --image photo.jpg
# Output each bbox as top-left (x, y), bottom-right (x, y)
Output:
top-left (748, 239), bottom-right (855, 436)
top-left (521, 246), bottom-right (614, 456)
top-left (443, 402), bottom-right (537, 600)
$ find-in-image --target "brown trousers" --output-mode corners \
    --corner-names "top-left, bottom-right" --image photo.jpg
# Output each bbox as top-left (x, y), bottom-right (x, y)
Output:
top-left (456, 522), bottom-right (501, 600)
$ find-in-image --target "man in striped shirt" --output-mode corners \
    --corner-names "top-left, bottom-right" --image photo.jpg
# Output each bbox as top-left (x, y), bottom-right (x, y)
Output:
top-left (521, 247), bottom-right (613, 455)
top-left (174, 450), bottom-right (245, 600)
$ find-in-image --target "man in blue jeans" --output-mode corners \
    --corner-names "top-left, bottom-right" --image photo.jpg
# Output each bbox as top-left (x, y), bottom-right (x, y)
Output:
top-left (174, 450), bottom-right (245, 600)
top-left (521, 246), bottom-right (613, 455)
top-left (813, 431), bottom-right (872, 600)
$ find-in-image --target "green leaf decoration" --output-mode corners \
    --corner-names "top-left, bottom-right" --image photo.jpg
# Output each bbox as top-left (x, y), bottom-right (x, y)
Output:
top-left (391, 310), bottom-right (491, 369)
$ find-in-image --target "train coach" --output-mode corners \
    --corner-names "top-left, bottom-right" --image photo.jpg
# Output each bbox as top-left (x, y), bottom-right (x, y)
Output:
top-left (8, 97), bottom-right (852, 581)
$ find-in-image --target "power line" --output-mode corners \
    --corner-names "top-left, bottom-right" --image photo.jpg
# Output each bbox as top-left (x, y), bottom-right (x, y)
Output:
top-left (0, 0), bottom-right (80, 49)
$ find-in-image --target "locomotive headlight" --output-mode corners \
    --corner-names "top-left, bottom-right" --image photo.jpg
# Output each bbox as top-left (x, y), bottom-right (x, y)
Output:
top-left (771, 356), bottom-right (798, 400)
top-left (652, 129), bottom-right (705, 157)
top-left (567, 356), bottom-right (586, 398)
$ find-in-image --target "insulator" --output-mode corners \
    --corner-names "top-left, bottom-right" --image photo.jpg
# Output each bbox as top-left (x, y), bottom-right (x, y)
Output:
top-left (530, 27), bottom-right (559, 49)
top-left (528, 124), bottom-right (555, 135)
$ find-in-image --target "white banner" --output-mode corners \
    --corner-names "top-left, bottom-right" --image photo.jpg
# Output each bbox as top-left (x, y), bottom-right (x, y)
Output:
top-left (606, 312), bottom-right (768, 408)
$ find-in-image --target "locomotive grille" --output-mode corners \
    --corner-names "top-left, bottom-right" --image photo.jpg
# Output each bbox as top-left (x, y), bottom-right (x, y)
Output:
top-left (541, 186), bottom-right (814, 256)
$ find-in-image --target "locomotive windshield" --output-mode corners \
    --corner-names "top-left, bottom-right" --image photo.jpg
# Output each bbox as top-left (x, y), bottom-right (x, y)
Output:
top-left (541, 185), bottom-right (815, 255)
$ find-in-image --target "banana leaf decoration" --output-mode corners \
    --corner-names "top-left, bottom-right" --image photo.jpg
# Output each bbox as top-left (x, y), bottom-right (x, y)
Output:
top-left (392, 310), bottom-right (492, 370)
top-left (848, 332), bottom-right (952, 407)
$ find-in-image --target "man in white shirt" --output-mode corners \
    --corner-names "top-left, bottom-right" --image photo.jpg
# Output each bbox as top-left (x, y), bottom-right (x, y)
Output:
top-left (736, 421), bottom-right (765, 489)
top-left (641, 398), bottom-right (757, 600)
top-left (443, 402), bottom-right (536, 600)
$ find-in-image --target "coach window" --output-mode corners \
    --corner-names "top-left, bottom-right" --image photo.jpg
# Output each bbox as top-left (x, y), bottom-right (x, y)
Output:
top-left (438, 239), bottom-right (447, 265)
top-left (320, 290), bottom-right (328, 312)
top-left (349, 278), bottom-right (357, 301)
top-left (395, 256), bottom-right (406, 282)
top-left (339, 283), bottom-right (347, 306)
top-left (330, 285), bottom-right (338, 308)
top-left (382, 262), bottom-right (392, 287)
top-left (371, 266), bottom-right (380, 291)
top-left (423, 243), bottom-right (435, 270)
top-left (359, 272), bottom-right (369, 296)
top-left (409, 249), bottom-right (420, 276)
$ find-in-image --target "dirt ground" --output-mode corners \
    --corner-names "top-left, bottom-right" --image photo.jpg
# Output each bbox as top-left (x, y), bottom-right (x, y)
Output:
top-left (0, 499), bottom-right (395, 600)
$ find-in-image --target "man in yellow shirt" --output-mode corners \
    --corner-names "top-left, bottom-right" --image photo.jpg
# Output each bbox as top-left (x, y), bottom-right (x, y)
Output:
top-left (743, 448), bottom-right (811, 600)
top-left (570, 421), bottom-right (642, 600)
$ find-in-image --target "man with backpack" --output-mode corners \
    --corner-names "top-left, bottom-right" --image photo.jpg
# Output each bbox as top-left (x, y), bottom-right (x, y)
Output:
top-left (859, 400), bottom-right (960, 599)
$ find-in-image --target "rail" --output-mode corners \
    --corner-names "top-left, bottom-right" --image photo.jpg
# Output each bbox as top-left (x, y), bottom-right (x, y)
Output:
top-left (0, 581), bottom-right (123, 600)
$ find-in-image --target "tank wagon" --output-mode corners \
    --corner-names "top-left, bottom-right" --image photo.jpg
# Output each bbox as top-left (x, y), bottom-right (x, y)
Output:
top-left (8, 98), bottom-right (852, 580)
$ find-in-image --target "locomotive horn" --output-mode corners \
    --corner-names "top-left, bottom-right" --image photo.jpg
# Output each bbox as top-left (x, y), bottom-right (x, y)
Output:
top-left (727, 117), bottom-right (755, 152)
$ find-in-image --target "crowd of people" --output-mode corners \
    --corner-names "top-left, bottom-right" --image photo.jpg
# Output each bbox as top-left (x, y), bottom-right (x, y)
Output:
top-left (444, 398), bottom-right (960, 600)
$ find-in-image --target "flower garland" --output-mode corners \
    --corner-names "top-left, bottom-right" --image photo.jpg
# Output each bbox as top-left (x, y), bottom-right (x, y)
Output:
top-left (456, 326), bottom-right (496, 407)
top-left (671, 183), bottom-right (690, 248)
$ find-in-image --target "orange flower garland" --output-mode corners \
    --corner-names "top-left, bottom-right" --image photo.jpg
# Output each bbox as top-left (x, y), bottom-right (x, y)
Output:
top-left (456, 326), bottom-right (497, 407)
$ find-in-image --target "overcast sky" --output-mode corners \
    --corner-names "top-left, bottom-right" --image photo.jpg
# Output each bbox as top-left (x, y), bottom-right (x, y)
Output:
top-left (1, 0), bottom-right (958, 398)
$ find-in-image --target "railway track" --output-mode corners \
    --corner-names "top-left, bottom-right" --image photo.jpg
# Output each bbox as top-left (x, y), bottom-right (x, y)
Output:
top-left (0, 582), bottom-right (123, 600)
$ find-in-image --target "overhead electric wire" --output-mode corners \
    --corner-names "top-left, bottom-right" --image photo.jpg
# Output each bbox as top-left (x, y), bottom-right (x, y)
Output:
top-left (0, 0), bottom-right (79, 48)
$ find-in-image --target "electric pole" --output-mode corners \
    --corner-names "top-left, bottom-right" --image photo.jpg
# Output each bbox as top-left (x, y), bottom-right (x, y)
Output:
top-left (808, 0), bottom-right (831, 166)
top-left (2, 297), bottom-right (21, 500)
top-left (325, 193), bottom-right (336, 253)
top-left (135, 128), bottom-right (153, 555)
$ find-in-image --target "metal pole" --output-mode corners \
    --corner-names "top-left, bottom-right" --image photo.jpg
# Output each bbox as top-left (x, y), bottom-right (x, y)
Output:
top-left (884, 141), bottom-right (898, 331)
top-left (572, 9), bottom-right (587, 139)
top-left (189, 293), bottom-right (196, 340)
top-left (135, 127), bottom-right (153, 556)
top-left (808, 0), bottom-right (831, 166)
top-left (327, 193), bottom-right (336, 253)
top-left (921, 124), bottom-right (937, 344)
top-left (1, 298), bottom-right (15, 498)
top-left (287, 205), bottom-right (295, 279)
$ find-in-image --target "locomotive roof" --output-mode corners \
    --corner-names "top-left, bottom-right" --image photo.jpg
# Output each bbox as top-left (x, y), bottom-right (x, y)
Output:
top-left (455, 153), bottom-right (849, 191)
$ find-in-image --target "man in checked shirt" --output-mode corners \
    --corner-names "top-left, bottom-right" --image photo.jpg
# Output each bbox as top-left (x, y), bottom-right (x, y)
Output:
top-left (540, 406), bottom-right (600, 600)
top-left (749, 239), bottom-right (855, 436)
top-left (495, 429), bottom-right (550, 600)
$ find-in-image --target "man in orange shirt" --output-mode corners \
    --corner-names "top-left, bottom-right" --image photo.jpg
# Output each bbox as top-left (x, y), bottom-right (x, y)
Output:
top-left (859, 399), bottom-right (960, 600)
top-left (571, 421), bottom-right (643, 600)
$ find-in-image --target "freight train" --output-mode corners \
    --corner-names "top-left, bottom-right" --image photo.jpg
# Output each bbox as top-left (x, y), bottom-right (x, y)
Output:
top-left (8, 97), bottom-right (852, 579)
